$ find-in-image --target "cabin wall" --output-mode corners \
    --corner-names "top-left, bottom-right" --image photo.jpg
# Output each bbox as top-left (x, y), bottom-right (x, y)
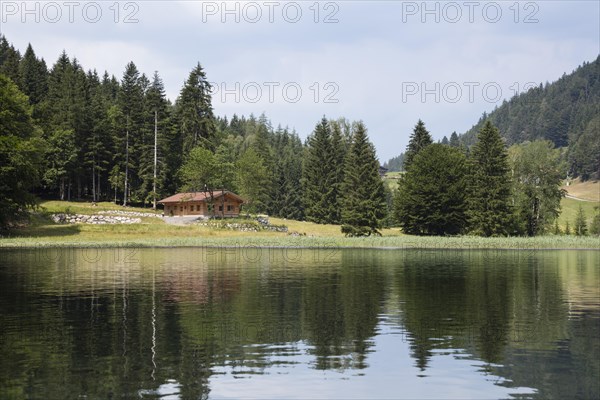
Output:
top-left (162, 196), bottom-right (243, 217)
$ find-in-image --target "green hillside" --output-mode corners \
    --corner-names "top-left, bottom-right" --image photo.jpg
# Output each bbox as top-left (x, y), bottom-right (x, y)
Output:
top-left (461, 56), bottom-right (600, 180)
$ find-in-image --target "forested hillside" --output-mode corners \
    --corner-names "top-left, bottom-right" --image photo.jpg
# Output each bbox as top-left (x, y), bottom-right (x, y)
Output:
top-left (461, 56), bottom-right (600, 180)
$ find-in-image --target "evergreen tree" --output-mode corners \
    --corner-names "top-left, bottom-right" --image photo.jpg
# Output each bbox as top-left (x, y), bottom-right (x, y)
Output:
top-left (565, 220), bottom-right (571, 235)
top-left (271, 128), bottom-right (304, 220)
top-left (404, 119), bottom-right (433, 170)
top-left (43, 52), bottom-right (87, 200)
top-left (302, 117), bottom-right (337, 224)
top-left (441, 136), bottom-right (449, 145)
top-left (340, 122), bottom-right (386, 236)
top-left (553, 220), bottom-right (561, 235)
top-left (394, 144), bottom-right (468, 235)
top-left (574, 205), bottom-right (588, 236)
top-left (0, 36), bottom-right (21, 84)
top-left (329, 120), bottom-right (347, 223)
top-left (449, 131), bottom-right (460, 147)
top-left (589, 207), bottom-right (600, 236)
top-left (18, 44), bottom-right (48, 105)
top-left (175, 63), bottom-right (215, 154)
top-left (117, 62), bottom-right (145, 205)
top-left (467, 120), bottom-right (512, 236)
top-left (140, 71), bottom-right (170, 206)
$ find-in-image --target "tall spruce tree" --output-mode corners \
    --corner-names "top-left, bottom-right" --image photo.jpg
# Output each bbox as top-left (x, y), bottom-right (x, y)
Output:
top-left (18, 44), bottom-right (48, 105)
top-left (574, 205), bottom-right (588, 236)
top-left (176, 63), bottom-right (215, 155)
top-left (329, 120), bottom-right (347, 223)
top-left (144, 72), bottom-right (170, 207)
top-left (404, 119), bottom-right (433, 170)
top-left (394, 144), bottom-right (468, 235)
top-left (0, 36), bottom-right (21, 84)
top-left (449, 131), bottom-right (460, 147)
top-left (302, 117), bottom-right (337, 224)
top-left (340, 122), bottom-right (386, 236)
top-left (467, 120), bottom-right (512, 236)
top-left (117, 62), bottom-right (145, 205)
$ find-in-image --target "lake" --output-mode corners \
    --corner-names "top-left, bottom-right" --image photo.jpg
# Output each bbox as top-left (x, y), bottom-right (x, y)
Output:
top-left (0, 247), bottom-right (598, 399)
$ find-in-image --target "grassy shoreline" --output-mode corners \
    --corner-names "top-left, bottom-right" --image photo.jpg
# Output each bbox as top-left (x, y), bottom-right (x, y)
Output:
top-left (1, 200), bottom-right (597, 250)
top-left (1, 234), bottom-right (598, 250)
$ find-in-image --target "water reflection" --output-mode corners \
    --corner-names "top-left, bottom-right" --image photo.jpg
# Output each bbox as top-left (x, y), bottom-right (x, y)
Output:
top-left (0, 248), bottom-right (598, 399)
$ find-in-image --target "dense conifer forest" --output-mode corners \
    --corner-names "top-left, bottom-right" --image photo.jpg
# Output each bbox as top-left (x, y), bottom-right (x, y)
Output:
top-left (1, 36), bottom-right (597, 236)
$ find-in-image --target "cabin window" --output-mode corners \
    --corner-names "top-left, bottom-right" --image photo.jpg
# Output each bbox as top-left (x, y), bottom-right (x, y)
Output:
top-left (227, 205), bottom-right (232, 211)
top-left (219, 205), bottom-right (223, 211)
top-left (180, 207), bottom-right (183, 212)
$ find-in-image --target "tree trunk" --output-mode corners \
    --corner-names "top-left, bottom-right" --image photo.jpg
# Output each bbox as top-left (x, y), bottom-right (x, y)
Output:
top-left (153, 110), bottom-right (158, 210)
top-left (123, 123), bottom-right (129, 207)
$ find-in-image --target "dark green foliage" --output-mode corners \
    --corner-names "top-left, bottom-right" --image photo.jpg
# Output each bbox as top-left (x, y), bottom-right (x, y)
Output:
top-left (18, 44), bottom-right (48, 105)
top-left (303, 118), bottom-right (338, 224)
top-left (340, 122), bottom-right (387, 236)
top-left (449, 131), bottom-right (460, 147)
top-left (394, 144), bottom-right (468, 235)
top-left (461, 56), bottom-right (600, 180)
top-left (574, 205), bottom-right (588, 236)
top-left (590, 207), bottom-right (600, 236)
top-left (0, 74), bottom-right (44, 227)
top-left (176, 63), bottom-right (216, 154)
top-left (569, 116), bottom-right (600, 181)
top-left (404, 120), bottom-right (433, 170)
top-left (553, 220), bottom-right (561, 235)
top-left (0, 35), bottom-right (21, 84)
top-left (565, 220), bottom-right (571, 235)
top-left (271, 127), bottom-right (305, 220)
top-left (467, 121), bottom-right (512, 236)
top-left (509, 140), bottom-right (565, 236)
top-left (441, 136), bottom-right (449, 145)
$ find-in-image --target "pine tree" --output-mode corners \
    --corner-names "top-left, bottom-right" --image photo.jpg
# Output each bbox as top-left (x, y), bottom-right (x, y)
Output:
top-left (394, 144), bottom-right (468, 235)
top-left (176, 63), bottom-right (215, 155)
top-left (590, 207), bottom-right (600, 236)
top-left (18, 44), bottom-right (48, 105)
top-left (329, 120), bottom-right (347, 223)
top-left (117, 62), bottom-right (145, 205)
top-left (467, 120), bottom-right (512, 236)
top-left (271, 128), bottom-right (304, 220)
top-left (553, 220), bottom-right (561, 235)
top-left (143, 72), bottom-right (170, 207)
top-left (449, 131), bottom-right (460, 147)
top-left (441, 136), bottom-right (449, 145)
top-left (574, 205), bottom-right (588, 236)
top-left (0, 36), bottom-right (21, 84)
top-left (340, 122), bottom-right (386, 236)
top-left (43, 52), bottom-right (87, 200)
top-left (302, 117), bottom-right (337, 224)
top-left (565, 220), bottom-right (571, 235)
top-left (404, 119), bottom-right (433, 170)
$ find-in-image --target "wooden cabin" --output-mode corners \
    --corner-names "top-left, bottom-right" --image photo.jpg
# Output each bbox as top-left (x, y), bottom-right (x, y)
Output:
top-left (158, 191), bottom-right (244, 218)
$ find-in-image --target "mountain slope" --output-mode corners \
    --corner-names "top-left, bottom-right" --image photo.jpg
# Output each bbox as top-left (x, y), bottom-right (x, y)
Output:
top-left (461, 56), bottom-right (599, 179)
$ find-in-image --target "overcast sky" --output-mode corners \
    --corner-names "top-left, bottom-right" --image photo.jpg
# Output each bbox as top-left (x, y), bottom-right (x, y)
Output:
top-left (1, 1), bottom-right (598, 161)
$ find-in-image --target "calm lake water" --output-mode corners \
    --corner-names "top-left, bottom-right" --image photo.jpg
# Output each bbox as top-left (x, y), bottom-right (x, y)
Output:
top-left (0, 248), bottom-right (598, 399)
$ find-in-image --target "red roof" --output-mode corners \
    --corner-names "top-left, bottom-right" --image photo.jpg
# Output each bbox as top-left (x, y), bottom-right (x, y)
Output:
top-left (158, 191), bottom-right (244, 204)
